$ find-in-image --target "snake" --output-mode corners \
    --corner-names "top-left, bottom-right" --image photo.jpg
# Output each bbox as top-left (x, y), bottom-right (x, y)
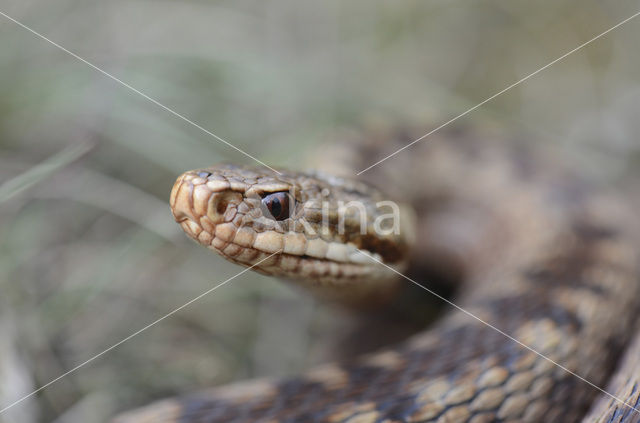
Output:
top-left (114, 126), bottom-right (640, 422)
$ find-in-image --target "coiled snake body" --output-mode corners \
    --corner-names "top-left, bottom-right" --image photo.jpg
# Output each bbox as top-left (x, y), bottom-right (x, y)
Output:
top-left (115, 127), bottom-right (640, 422)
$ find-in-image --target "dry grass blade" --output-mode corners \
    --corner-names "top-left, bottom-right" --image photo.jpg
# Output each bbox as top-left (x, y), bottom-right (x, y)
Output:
top-left (0, 143), bottom-right (93, 204)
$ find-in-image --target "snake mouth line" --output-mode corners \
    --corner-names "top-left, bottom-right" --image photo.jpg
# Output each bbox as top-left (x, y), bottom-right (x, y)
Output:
top-left (215, 238), bottom-right (370, 268)
top-left (179, 217), bottom-right (384, 280)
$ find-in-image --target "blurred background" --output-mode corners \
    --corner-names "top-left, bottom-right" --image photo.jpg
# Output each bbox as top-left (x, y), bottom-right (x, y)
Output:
top-left (0, 1), bottom-right (639, 421)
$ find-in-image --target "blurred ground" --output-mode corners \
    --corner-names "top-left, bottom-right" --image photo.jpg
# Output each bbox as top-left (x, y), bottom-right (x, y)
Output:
top-left (0, 1), bottom-right (639, 422)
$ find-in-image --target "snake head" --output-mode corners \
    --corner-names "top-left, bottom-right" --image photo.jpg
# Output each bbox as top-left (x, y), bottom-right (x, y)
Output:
top-left (170, 164), bottom-right (415, 305)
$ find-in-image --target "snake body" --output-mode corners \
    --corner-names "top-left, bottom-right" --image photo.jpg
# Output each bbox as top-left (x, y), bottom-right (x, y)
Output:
top-left (115, 127), bottom-right (640, 422)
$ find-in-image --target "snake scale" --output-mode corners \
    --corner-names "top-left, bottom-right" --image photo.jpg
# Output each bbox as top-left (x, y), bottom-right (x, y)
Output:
top-left (114, 126), bottom-right (640, 422)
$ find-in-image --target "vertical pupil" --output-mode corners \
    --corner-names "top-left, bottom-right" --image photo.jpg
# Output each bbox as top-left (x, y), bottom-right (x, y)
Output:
top-left (270, 197), bottom-right (282, 217)
top-left (262, 192), bottom-right (291, 221)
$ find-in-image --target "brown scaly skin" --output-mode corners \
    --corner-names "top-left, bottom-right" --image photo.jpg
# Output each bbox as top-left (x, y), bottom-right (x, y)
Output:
top-left (114, 126), bottom-right (640, 423)
top-left (583, 332), bottom-right (640, 423)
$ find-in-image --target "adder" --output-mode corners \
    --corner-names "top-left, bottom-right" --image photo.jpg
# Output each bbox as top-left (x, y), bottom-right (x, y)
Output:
top-left (114, 126), bottom-right (640, 422)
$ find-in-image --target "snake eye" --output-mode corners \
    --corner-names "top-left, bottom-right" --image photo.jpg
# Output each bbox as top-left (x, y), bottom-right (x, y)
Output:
top-left (261, 192), bottom-right (292, 221)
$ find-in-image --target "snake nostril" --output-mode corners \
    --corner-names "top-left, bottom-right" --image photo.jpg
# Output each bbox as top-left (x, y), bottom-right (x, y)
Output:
top-left (216, 199), bottom-right (228, 215)
top-left (208, 192), bottom-right (240, 224)
top-left (197, 171), bottom-right (212, 178)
